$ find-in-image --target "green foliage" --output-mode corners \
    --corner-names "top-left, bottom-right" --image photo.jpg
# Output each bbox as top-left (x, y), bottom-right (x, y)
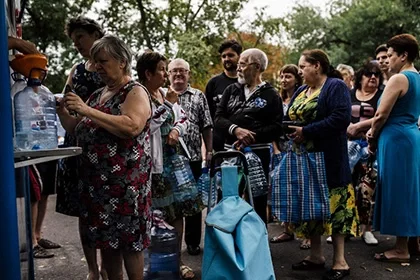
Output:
top-left (283, 0), bottom-right (420, 69)
top-left (22, 0), bottom-right (96, 92)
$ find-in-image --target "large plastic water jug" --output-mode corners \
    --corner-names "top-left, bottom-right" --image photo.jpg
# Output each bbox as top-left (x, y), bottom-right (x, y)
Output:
top-left (14, 78), bottom-right (57, 150)
top-left (243, 147), bottom-right (268, 197)
top-left (145, 210), bottom-right (180, 280)
top-left (163, 149), bottom-right (197, 202)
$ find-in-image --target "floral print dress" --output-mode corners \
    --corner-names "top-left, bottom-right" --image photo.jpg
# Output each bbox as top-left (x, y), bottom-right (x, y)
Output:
top-left (75, 80), bottom-right (152, 251)
top-left (56, 62), bottom-right (104, 216)
top-left (288, 87), bottom-right (359, 238)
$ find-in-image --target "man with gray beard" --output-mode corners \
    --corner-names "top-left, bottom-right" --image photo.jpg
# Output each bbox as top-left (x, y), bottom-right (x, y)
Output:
top-left (214, 48), bottom-right (283, 224)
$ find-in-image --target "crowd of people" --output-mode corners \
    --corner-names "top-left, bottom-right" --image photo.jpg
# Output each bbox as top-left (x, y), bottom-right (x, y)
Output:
top-left (12, 15), bottom-right (420, 280)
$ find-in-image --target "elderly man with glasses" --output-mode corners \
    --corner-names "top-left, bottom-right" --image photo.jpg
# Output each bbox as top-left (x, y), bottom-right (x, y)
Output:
top-left (167, 58), bottom-right (213, 258)
top-left (214, 48), bottom-right (283, 225)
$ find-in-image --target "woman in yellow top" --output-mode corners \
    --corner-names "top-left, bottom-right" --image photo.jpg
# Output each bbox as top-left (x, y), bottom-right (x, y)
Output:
top-left (285, 49), bottom-right (357, 280)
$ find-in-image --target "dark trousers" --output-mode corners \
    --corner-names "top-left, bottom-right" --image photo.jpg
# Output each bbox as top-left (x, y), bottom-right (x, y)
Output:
top-left (184, 160), bottom-right (202, 247)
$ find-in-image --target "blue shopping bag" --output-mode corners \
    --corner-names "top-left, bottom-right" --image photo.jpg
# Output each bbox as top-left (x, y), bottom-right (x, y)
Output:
top-left (203, 166), bottom-right (275, 280)
top-left (271, 143), bottom-right (330, 223)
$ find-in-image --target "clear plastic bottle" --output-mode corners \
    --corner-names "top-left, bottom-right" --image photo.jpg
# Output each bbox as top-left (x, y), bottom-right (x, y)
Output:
top-left (145, 210), bottom-right (180, 280)
top-left (243, 147), bottom-right (268, 197)
top-left (10, 77), bottom-right (27, 139)
top-left (14, 78), bottom-right (58, 150)
top-left (164, 149), bottom-right (197, 202)
top-left (198, 166), bottom-right (216, 207)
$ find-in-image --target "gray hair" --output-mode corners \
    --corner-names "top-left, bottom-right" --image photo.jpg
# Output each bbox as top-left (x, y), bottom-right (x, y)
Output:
top-left (168, 58), bottom-right (190, 71)
top-left (336, 63), bottom-right (354, 76)
top-left (242, 48), bottom-right (268, 72)
top-left (90, 35), bottom-right (132, 75)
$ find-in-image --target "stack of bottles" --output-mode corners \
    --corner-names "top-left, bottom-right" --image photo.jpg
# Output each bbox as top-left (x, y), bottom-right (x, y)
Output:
top-left (243, 147), bottom-right (268, 197)
top-left (13, 75), bottom-right (57, 150)
top-left (144, 210), bottom-right (180, 280)
top-left (163, 149), bottom-right (197, 202)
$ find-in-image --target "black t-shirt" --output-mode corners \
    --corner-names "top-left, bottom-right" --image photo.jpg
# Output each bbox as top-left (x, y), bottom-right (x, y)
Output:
top-left (205, 72), bottom-right (238, 120)
top-left (350, 88), bottom-right (383, 123)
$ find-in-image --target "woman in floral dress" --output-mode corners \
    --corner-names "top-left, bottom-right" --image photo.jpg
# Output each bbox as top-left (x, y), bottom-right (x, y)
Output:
top-left (57, 35), bottom-right (152, 279)
top-left (286, 49), bottom-right (358, 280)
top-left (56, 16), bottom-right (105, 280)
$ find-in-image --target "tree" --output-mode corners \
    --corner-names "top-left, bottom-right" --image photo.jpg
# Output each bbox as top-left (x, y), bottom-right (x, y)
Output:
top-left (282, 0), bottom-right (420, 69)
top-left (22, 0), bottom-right (96, 92)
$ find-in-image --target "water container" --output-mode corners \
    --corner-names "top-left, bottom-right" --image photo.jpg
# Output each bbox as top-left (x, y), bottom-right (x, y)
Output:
top-left (243, 147), bottom-right (268, 197)
top-left (11, 77), bottom-right (27, 99)
top-left (145, 210), bottom-right (180, 280)
top-left (14, 78), bottom-right (58, 150)
top-left (163, 149), bottom-right (197, 202)
top-left (10, 77), bottom-right (27, 138)
top-left (198, 167), bottom-right (216, 207)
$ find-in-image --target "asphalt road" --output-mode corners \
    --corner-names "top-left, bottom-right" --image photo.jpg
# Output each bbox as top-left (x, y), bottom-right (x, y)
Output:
top-left (33, 195), bottom-right (420, 280)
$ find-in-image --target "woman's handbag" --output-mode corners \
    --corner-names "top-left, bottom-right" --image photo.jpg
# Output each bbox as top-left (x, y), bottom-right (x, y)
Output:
top-left (356, 156), bottom-right (377, 225)
top-left (271, 142), bottom-right (330, 223)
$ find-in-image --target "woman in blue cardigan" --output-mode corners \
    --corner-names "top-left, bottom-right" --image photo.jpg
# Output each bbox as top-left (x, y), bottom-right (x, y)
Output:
top-left (286, 49), bottom-right (357, 280)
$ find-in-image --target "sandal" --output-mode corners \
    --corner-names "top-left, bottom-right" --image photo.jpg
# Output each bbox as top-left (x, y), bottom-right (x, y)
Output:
top-left (374, 252), bottom-right (410, 263)
top-left (33, 245), bottom-right (54, 258)
top-left (180, 265), bottom-right (195, 279)
top-left (300, 239), bottom-right (311, 250)
top-left (270, 232), bottom-right (294, 243)
top-left (38, 238), bottom-right (61, 249)
top-left (322, 268), bottom-right (350, 280)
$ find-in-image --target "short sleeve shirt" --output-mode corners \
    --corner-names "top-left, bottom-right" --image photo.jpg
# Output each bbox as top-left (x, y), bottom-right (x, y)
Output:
top-left (177, 86), bottom-right (213, 161)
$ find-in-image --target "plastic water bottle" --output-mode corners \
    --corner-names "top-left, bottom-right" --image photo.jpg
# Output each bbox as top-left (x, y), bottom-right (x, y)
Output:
top-left (243, 147), bottom-right (268, 197)
top-left (347, 140), bottom-right (362, 171)
top-left (14, 78), bottom-right (58, 150)
top-left (164, 150), bottom-right (197, 202)
top-left (10, 77), bottom-right (27, 138)
top-left (145, 210), bottom-right (180, 280)
top-left (143, 248), bottom-right (150, 279)
top-left (198, 166), bottom-right (216, 207)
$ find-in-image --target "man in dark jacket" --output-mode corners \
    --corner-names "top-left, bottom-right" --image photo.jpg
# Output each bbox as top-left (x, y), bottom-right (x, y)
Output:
top-left (205, 39), bottom-right (242, 151)
top-left (215, 48), bottom-right (283, 224)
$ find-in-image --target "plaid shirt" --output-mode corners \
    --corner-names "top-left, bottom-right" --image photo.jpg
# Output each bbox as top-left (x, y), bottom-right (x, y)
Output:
top-left (177, 85), bottom-right (213, 161)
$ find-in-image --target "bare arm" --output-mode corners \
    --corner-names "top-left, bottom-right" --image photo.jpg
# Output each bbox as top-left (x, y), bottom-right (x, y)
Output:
top-left (56, 64), bottom-right (82, 134)
top-left (8, 37), bottom-right (39, 54)
top-left (370, 74), bottom-right (408, 138)
top-left (65, 86), bottom-right (151, 139)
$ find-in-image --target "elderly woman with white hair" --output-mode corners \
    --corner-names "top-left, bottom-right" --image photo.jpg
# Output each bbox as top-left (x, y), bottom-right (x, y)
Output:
top-left (57, 35), bottom-right (152, 280)
top-left (215, 48), bottom-right (283, 224)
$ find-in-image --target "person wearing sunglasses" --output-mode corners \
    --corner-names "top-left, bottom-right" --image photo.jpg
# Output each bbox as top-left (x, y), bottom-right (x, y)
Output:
top-left (347, 61), bottom-right (384, 139)
top-left (346, 61), bottom-right (384, 247)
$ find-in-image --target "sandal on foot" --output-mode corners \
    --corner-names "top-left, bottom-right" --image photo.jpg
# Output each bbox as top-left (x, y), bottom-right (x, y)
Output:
top-left (38, 238), bottom-right (61, 249)
top-left (374, 252), bottom-right (410, 263)
top-left (180, 265), bottom-right (195, 279)
top-left (300, 239), bottom-right (311, 250)
top-left (33, 245), bottom-right (54, 258)
top-left (292, 260), bottom-right (325, 271)
top-left (322, 269), bottom-right (350, 280)
top-left (270, 232), bottom-right (294, 243)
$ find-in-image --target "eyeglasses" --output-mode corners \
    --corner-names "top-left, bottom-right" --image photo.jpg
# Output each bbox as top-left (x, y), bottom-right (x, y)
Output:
top-left (169, 69), bottom-right (189, 75)
top-left (363, 71), bottom-right (381, 77)
top-left (237, 62), bottom-right (258, 69)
